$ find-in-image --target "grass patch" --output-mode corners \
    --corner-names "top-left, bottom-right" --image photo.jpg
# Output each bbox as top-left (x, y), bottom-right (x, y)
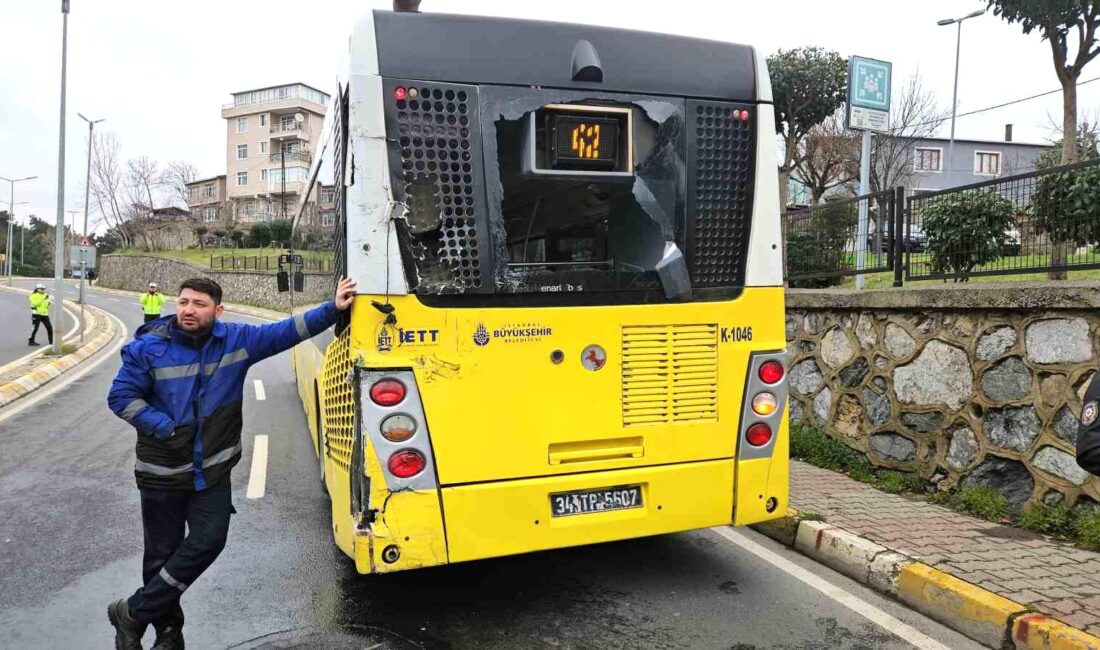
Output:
top-left (848, 457), bottom-right (877, 484)
top-left (1019, 504), bottom-right (1077, 538)
top-left (951, 486), bottom-right (1010, 522)
top-left (790, 422), bottom-right (858, 471)
top-left (878, 471), bottom-right (908, 494)
top-left (1076, 511), bottom-right (1100, 551)
top-left (799, 512), bottom-right (825, 522)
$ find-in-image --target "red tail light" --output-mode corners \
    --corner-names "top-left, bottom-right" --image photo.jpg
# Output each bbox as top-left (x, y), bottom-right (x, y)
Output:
top-left (370, 379), bottom-right (406, 406)
top-left (759, 361), bottom-right (784, 385)
top-left (387, 449), bottom-right (426, 478)
top-left (746, 423), bottom-right (773, 447)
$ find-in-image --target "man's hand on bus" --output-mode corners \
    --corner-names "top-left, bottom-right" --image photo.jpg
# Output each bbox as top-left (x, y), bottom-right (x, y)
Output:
top-left (334, 276), bottom-right (358, 311)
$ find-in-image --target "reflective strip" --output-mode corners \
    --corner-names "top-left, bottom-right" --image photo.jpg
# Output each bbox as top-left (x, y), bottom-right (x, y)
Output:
top-left (204, 348), bottom-right (250, 375)
top-left (120, 399), bottom-right (149, 422)
top-left (293, 312), bottom-right (309, 340)
top-left (153, 363), bottom-right (200, 380)
top-left (135, 442), bottom-right (241, 477)
top-left (202, 442), bottom-right (242, 469)
top-left (134, 459), bottom-right (192, 476)
top-left (154, 349), bottom-right (250, 381)
top-left (159, 568), bottom-right (188, 593)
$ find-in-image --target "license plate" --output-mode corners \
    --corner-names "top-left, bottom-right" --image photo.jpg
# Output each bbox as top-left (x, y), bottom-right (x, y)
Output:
top-left (550, 485), bottom-right (643, 517)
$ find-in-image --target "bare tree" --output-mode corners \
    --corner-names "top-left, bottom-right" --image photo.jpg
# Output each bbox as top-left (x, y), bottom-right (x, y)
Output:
top-left (792, 110), bottom-right (859, 205)
top-left (867, 74), bottom-right (947, 196)
top-left (162, 161), bottom-right (198, 208)
top-left (89, 133), bottom-right (134, 247)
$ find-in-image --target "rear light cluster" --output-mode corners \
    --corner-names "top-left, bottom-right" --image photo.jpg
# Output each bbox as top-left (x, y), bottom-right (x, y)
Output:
top-left (370, 378), bottom-right (426, 479)
top-left (744, 358), bottom-right (787, 448)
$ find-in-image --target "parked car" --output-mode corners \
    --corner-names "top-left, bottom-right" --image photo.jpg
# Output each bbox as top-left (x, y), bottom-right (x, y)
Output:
top-left (1002, 226), bottom-right (1021, 256)
top-left (866, 224), bottom-right (926, 253)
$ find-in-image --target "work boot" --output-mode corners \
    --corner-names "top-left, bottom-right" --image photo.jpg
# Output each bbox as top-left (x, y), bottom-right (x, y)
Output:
top-left (107, 599), bottom-right (146, 650)
top-left (151, 624), bottom-right (184, 650)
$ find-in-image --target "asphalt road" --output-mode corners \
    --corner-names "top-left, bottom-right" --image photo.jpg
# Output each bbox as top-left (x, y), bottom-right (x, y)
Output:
top-left (0, 284), bottom-right (79, 366)
top-left (0, 280), bottom-right (982, 650)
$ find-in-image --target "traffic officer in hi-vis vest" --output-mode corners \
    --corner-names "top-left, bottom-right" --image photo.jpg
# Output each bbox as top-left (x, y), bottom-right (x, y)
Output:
top-left (141, 282), bottom-right (166, 323)
top-left (28, 283), bottom-right (53, 347)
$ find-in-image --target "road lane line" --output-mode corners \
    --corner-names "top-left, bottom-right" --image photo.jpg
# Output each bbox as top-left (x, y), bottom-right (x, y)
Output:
top-left (711, 527), bottom-right (951, 650)
top-left (253, 379), bottom-right (266, 401)
top-left (0, 311), bottom-right (127, 424)
top-left (108, 298), bottom-right (120, 302)
top-left (246, 435), bottom-right (269, 499)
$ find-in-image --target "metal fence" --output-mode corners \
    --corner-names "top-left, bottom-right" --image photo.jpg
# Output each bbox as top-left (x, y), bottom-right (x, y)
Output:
top-left (210, 255), bottom-right (332, 272)
top-left (780, 159), bottom-right (1100, 287)
top-left (782, 188), bottom-right (901, 287)
top-left (905, 158), bottom-right (1100, 282)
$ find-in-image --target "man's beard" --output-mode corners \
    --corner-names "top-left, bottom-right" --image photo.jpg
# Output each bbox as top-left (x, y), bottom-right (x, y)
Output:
top-left (177, 314), bottom-right (214, 335)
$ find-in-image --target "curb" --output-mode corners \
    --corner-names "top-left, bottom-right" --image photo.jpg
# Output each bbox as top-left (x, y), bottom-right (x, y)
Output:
top-left (0, 287), bottom-right (118, 408)
top-left (751, 512), bottom-right (1100, 649)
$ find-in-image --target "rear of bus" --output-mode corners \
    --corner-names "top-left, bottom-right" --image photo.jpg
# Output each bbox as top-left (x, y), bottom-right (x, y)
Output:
top-left (302, 9), bottom-right (788, 574)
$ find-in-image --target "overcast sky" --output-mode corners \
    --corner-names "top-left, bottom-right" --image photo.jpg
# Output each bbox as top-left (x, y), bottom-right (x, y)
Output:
top-left (2, 0), bottom-right (1095, 231)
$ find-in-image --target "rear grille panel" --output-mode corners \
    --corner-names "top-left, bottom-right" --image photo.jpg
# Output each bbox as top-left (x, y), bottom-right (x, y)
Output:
top-left (321, 329), bottom-right (355, 473)
top-left (622, 324), bottom-right (719, 427)
top-left (686, 100), bottom-right (756, 288)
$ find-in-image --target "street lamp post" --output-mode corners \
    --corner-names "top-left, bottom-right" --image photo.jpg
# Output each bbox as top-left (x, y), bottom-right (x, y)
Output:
top-left (52, 0), bottom-right (71, 356)
top-left (0, 175), bottom-right (38, 284)
top-left (938, 9), bottom-right (985, 187)
top-left (77, 113), bottom-right (103, 307)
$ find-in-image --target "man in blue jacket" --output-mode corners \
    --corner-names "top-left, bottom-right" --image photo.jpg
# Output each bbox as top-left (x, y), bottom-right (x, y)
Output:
top-left (106, 275), bottom-right (356, 649)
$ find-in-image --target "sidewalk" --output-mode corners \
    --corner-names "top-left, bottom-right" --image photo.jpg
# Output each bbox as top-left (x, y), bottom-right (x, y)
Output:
top-left (788, 459), bottom-right (1100, 638)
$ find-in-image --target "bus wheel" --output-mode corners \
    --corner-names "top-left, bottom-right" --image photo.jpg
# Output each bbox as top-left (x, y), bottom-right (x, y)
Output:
top-left (314, 382), bottom-right (328, 495)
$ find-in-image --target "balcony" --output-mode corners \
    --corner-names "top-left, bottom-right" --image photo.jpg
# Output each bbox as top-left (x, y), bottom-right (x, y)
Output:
top-left (269, 150), bottom-right (312, 164)
top-left (269, 122), bottom-right (305, 137)
top-left (266, 180), bottom-right (305, 194)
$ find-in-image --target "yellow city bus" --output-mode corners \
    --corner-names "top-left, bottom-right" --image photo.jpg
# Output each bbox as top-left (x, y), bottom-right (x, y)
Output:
top-left (290, 8), bottom-right (789, 574)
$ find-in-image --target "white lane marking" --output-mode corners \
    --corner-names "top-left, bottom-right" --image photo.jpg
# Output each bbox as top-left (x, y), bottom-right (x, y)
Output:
top-left (0, 312), bottom-right (127, 424)
top-left (108, 298), bottom-right (120, 303)
top-left (253, 379), bottom-right (266, 401)
top-left (711, 527), bottom-right (951, 650)
top-left (246, 435), bottom-right (269, 499)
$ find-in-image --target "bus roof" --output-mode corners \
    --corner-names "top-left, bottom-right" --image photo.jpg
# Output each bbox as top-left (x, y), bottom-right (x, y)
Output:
top-left (370, 10), bottom-right (759, 102)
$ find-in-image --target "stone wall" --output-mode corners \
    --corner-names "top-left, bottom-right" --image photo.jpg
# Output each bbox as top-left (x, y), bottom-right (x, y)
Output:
top-left (97, 254), bottom-right (329, 311)
top-left (787, 282), bottom-right (1100, 510)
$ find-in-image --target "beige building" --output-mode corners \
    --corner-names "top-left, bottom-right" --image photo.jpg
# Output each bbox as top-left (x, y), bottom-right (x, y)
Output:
top-left (185, 175), bottom-right (229, 230)
top-left (219, 83), bottom-right (329, 228)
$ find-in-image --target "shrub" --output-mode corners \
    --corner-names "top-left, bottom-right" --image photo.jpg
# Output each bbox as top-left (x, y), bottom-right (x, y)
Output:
top-left (1076, 510), bottom-right (1100, 551)
top-left (786, 199), bottom-right (858, 288)
top-left (1031, 163), bottom-right (1100, 247)
top-left (922, 190), bottom-right (1015, 282)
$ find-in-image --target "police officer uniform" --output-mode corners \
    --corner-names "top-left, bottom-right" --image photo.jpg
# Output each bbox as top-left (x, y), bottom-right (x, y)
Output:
top-left (28, 283), bottom-right (53, 346)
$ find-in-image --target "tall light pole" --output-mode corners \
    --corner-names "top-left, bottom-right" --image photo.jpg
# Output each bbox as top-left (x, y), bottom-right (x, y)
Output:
top-left (0, 175), bottom-right (37, 284)
top-left (77, 114), bottom-right (102, 307)
top-left (52, 0), bottom-right (71, 356)
top-left (938, 9), bottom-right (985, 187)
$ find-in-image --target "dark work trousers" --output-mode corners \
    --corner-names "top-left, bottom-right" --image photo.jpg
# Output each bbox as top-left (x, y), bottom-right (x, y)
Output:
top-left (144, 314), bottom-right (159, 323)
top-left (127, 485), bottom-right (235, 628)
top-left (29, 314), bottom-right (53, 344)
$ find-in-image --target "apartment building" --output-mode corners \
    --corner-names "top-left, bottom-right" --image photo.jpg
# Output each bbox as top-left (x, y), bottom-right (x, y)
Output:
top-left (220, 83), bottom-right (330, 228)
top-left (185, 175), bottom-right (229, 228)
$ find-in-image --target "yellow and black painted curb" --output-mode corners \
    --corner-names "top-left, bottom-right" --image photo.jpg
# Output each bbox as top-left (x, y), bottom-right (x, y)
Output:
top-left (0, 285), bottom-right (117, 408)
top-left (751, 511), bottom-right (1100, 649)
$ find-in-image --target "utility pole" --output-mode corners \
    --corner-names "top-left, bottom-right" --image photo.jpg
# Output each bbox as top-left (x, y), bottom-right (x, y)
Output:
top-left (52, 0), bottom-right (70, 356)
top-left (938, 9), bottom-right (985, 187)
top-left (78, 113), bottom-right (103, 307)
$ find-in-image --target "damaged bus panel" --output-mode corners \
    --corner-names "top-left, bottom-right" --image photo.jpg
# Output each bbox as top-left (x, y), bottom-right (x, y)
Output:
top-left (291, 8), bottom-right (788, 575)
